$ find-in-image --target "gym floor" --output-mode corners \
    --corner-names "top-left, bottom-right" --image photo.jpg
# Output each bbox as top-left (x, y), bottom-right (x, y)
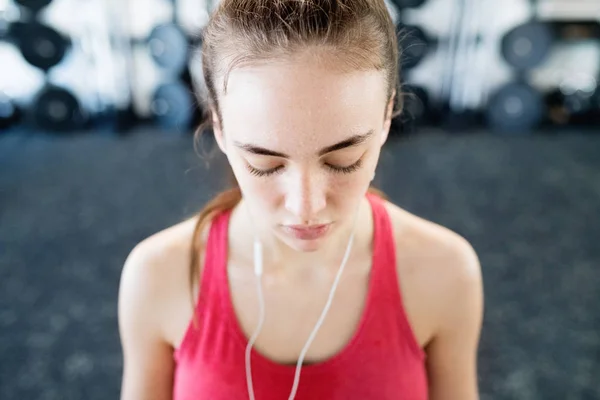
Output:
top-left (1, 128), bottom-right (599, 400)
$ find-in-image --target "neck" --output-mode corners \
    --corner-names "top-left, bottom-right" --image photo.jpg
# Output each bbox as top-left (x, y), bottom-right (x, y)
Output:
top-left (229, 198), bottom-right (372, 276)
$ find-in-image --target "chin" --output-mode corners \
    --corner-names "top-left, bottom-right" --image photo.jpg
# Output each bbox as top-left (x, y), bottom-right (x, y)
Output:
top-left (275, 229), bottom-right (330, 253)
top-left (287, 238), bottom-right (324, 253)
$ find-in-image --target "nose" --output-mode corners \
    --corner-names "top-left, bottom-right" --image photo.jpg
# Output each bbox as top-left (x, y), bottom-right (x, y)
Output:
top-left (284, 169), bottom-right (326, 223)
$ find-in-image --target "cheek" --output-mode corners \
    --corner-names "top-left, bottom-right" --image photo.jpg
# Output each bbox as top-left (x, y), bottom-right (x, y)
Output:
top-left (328, 153), bottom-right (379, 211)
top-left (328, 173), bottom-right (368, 193)
top-left (326, 169), bottom-right (373, 209)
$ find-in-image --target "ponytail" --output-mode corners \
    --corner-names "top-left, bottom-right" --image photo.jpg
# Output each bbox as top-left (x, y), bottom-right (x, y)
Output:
top-left (367, 186), bottom-right (388, 201)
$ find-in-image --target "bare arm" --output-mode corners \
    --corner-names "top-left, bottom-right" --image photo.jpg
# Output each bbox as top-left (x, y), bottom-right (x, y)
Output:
top-left (426, 238), bottom-right (484, 400)
top-left (118, 244), bottom-right (176, 400)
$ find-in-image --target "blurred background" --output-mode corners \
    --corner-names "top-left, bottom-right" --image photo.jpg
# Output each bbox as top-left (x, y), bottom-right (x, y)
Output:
top-left (1, 0), bottom-right (599, 399)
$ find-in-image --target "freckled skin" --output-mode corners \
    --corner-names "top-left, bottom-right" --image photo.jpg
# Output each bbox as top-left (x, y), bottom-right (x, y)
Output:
top-left (212, 52), bottom-right (394, 257)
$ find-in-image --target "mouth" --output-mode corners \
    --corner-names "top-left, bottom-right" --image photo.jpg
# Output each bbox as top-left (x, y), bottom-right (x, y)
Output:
top-left (281, 223), bottom-right (332, 241)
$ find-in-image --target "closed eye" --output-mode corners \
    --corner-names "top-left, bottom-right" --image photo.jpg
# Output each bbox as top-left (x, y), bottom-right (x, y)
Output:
top-left (246, 159), bottom-right (363, 177)
top-left (246, 164), bottom-right (284, 177)
top-left (325, 159), bottom-right (363, 174)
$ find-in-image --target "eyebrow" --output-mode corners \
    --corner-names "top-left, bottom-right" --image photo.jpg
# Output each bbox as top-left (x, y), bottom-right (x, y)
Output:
top-left (234, 129), bottom-right (374, 158)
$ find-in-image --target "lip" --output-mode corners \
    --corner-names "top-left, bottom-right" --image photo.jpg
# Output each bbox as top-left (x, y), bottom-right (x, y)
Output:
top-left (282, 223), bottom-right (332, 241)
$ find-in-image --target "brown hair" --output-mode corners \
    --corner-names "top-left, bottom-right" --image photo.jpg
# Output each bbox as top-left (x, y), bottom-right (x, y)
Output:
top-left (189, 0), bottom-right (402, 307)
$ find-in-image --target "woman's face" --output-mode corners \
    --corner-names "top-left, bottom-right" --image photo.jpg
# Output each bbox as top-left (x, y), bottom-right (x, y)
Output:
top-left (214, 54), bottom-right (393, 252)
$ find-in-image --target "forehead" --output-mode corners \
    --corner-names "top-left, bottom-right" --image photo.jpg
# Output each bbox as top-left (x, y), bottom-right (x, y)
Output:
top-left (219, 55), bottom-right (388, 153)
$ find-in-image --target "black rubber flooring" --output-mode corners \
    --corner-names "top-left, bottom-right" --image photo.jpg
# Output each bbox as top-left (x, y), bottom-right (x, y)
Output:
top-left (1, 128), bottom-right (599, 400)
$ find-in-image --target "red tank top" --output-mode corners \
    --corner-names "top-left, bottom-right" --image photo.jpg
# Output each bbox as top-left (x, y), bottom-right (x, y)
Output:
top-left (173, 194), bottom-right (428, 399)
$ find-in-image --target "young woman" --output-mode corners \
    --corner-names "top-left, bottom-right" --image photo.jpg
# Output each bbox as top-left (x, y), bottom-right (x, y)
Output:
top-left (118, 1), bottom-right (484, 399)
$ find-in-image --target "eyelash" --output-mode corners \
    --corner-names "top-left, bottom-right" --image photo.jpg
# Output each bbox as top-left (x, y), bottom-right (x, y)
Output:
top-left (247, 159), bottom-right (363, 177)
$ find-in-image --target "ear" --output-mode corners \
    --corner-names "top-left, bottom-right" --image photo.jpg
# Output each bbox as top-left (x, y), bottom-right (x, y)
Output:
top-left (211, 107), bottom-right (227, 155)
top-left (381, 91), bottom-right (396, 146)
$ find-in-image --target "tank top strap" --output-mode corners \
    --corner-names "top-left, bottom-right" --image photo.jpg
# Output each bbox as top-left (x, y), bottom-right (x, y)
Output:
top-left (197, 209), bottom-right (232, 312)
top-left (366, 193), bottom-right (398, 298)
top-left (175, 209), bottom-right (232, 361)
top-left (366, 193), bottom-right (424, 359)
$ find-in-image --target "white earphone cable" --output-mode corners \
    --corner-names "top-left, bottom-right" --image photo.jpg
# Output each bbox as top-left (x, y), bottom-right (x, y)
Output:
top-left (286, 230), bottom-right (355, 400)
top-left (245, 202), bottom-right (361, 400)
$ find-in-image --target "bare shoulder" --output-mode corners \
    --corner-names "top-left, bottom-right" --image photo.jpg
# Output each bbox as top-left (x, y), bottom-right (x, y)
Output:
top-left (123, 217), bottom-right (199, 280)
top-left (383, 201), bottom-right (480, 277)
top-left (382, 200), bottom-right (483, 346)
top-left (119, 216), bottom-right (204, 346)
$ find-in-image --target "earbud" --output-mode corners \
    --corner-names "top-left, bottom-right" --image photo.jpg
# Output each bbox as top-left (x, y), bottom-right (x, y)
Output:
top-left (371, 172), bottom-right (376, 182)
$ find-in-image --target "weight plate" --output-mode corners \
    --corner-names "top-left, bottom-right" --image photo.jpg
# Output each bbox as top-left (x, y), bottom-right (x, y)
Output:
top-left (32, 86), bottom-right (85, 132)
top-left (391, 0), bottom-right (427, 9)
top-left (398, 24), bottom-right (430, 70)
top-left (486, 82), bottom-right (544, 133)
top-left (151, 82), bottom-right (194, 131)
top-left (563, 91), bottom-right (593, 115)
top-left (14, 0), bottom-right (53, 12)
top-left (148, 24), bottom-right (189, 75)
top-left (403, 84), bottom-right (429, 121)
top-left (0, 93), bottom-right (18, 129)
top-left (501, 22), bottom-right (554, 70)
top-left (592, 87), bottom-right (600, 109)
top-left (18, 23), bottom-right (68, 71)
